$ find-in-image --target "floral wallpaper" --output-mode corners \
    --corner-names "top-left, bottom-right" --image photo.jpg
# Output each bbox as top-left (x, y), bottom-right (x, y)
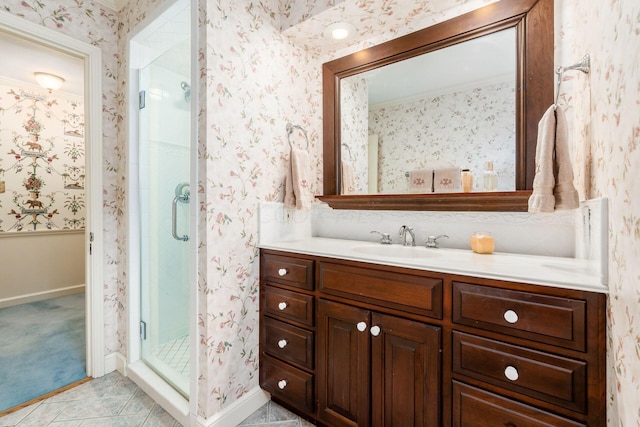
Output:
top-left (0, 80), bottom-right (86, 232)
top-left (368, 80), bottom-right (515, 193)
top-left (1, 1), bottom-right (122, 356)
top-left (556, 0), bottom-right (640, 425)
top-left (340, 74), bottom-right (369, 193)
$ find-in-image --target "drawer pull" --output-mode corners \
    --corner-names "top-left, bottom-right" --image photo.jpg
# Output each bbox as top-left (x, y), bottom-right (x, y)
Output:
top-left (370, 325), bottom-right (381, 336)
top-left (277, 339), bottom-right (288, 349)
top-left (278, 301), bottom-right (288, 311)
top-left (278, 268), bottom-right (287, 276)
top-left (503, 309), bottom-right (519, 324)
top-left (356, 321), bottom-right (367, 332)
top-left (277, 379), bottom-right (288, 390)
top-left (504, 365), bottom-right (519, 381)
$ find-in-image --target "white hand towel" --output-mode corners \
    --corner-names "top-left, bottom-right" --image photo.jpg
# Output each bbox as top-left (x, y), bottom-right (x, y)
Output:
top-left (408, 169), bottom-right (433, 193)
top-left (434, 167), bottom-right (461, 193)
top-left (284, 148), bottom-right (311, 210)
top-left (528, 105), bottom-right (579, 212)
top-left (341, 161), bottom-right (356, 195)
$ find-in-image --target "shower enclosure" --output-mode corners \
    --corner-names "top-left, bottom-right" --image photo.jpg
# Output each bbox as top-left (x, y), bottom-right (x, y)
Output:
top-left (135, 2), bottom-right (191, 399)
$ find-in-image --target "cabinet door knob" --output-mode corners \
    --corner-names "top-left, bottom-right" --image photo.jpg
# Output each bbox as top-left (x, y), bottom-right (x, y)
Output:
top-left (278, 339), bottom-right (288, 349)
top-left (278, 379), bottom-right (287, 389)
top-left (503, 309), bottom-right (519, 324)
top-left (277, 301), bottom-right (288, 311)
top-left (504, 365), bottom-right (519, 381)
top-left (370, 325), bottom-right (381, 336)
top-left (356, 321), bottom-right (367, 332)
top-left (278, 268), bottom-right (287, 276)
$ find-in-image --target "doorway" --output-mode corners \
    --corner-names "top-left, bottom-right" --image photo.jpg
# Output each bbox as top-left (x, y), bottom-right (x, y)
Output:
top-left (0, 9), bottom-right (104, 412)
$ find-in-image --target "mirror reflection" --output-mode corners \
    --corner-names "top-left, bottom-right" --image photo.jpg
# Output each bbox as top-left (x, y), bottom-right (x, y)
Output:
top-left (340, 28), bottom-right (516, 195)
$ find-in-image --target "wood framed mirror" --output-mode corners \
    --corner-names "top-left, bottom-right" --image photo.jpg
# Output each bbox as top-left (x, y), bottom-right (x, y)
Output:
top-left (319, 0), bottom-right (553, 211)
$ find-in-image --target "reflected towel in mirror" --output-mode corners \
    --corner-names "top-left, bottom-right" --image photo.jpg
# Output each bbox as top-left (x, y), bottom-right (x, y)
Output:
top-left (528, 105), bottom-right (579, 212)
top-left (341, 161), bottom-right (356, 195)
top-left (284, 147), bottom-right (311, 210)
top-left (408, 169), bottom-right (433, 193)
top-left (434, 167), bottom-right (461, 193)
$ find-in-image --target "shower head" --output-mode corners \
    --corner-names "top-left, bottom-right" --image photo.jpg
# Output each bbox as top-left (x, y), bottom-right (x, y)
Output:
top-left (180, 81), bottom-right (191, 103)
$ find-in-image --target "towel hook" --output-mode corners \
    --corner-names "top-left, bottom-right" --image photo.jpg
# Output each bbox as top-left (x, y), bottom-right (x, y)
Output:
top-left (554, 54), bottom-right (591, 106)
top-left (286, 123), bottom-right (309, 151)
top-left (341, 143), bottom-right (354, 162)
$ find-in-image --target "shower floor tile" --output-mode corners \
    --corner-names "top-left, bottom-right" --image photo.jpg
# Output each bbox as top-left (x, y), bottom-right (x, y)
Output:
top-left (153, 336), bottom-right (189, 377)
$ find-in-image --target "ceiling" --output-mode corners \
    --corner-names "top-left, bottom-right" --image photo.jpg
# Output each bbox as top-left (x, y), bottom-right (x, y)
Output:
top-left (0, 28), bottom-right (84, 96)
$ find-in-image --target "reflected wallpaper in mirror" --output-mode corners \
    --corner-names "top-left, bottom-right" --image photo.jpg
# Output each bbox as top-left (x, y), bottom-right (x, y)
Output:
top-left (340, 28), bottom-right (516, 195)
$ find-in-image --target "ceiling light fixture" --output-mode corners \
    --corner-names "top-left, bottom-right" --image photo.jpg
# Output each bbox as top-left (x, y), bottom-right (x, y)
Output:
top-left (323, 22), bottom-right (357, 41)
top-left (34, 72), bottom-right (65, 92)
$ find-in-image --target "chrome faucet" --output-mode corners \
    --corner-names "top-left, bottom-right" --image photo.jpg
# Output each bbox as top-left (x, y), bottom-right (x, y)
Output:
top-left (371, 230), bottom-right (393, 245)
top-left (399, 225), bottom-right (416, 246)
top-left (425, 234), bottom-right (449, 248)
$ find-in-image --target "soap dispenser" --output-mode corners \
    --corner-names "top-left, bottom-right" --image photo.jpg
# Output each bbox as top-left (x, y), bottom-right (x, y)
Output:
top-left (483, 161), bottom-right (498, 192)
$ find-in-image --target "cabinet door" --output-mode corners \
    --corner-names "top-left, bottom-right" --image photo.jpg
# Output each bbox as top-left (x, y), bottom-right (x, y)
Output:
top-left (371, 313), bottom-right (441, 427)
top-left (318, 299), bottom-right (371, 427)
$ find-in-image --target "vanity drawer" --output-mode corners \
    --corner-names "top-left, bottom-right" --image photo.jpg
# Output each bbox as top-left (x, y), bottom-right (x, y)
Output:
top-left (452, 282), bottom-right (586, 351)
top-left (262, 253), bottom-right (314, 290)
top-left (261, 317), bottom-right (314, 369)
top-left (452, 381), bottom-right (586, 427)
top-left (452, 332), bottom-right (586, 413)
top-left (318, 262), bottom-right (443, 319)
top-left (262, 285), bottom-right (314, 326)
top-left (260, 354), bottom-right (314, 413)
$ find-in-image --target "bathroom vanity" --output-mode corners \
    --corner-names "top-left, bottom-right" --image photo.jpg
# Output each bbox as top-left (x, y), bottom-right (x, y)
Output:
top-left (258, 239), bottom-right (606, 427)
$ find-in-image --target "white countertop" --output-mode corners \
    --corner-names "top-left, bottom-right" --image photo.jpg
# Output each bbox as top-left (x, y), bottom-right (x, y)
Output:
top-left (259, 237), bottom-right (608, 293)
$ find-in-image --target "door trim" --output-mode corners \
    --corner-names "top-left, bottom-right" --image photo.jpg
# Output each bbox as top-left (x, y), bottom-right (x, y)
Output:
top-left (0, 11), bottom-right (105, 377)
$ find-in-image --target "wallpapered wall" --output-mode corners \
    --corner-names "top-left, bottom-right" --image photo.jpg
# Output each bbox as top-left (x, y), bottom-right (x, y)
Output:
top-left (0, 80), bottom-right (86, 232)
top-left (339, 75), bottom-right (369, 193)
top-left (4, 0), bottom-right (640, 425)
top-left (369, 80), bottom-right (516, 193)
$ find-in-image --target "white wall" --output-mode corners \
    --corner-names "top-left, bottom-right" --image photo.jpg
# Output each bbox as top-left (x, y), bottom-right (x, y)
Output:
top-left (0, 230), bottom-right (85, 307)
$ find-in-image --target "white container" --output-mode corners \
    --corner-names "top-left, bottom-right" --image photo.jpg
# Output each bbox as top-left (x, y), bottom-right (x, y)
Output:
top-left (483, 161), bottom-right (498, 191)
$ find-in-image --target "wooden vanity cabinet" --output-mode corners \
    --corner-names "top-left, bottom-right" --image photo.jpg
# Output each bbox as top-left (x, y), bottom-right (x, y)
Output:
top-left (259, 249), bottom-right (607, 427)
top-left (317, 299), bottom-right (441, 427)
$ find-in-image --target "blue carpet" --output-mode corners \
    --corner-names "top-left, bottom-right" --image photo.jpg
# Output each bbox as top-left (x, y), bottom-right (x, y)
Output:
top-left (0, 293), bottom-right (86, 412)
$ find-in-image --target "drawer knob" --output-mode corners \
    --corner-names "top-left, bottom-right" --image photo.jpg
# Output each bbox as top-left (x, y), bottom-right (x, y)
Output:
top-left (278, 379), bottom-right (288, 390)
top-left (278, 339), bottom-right (288, 349)
top-left (504, 365), bottom-right (519, 381)
top-left (370, 325), bottom-right (381, 336)
top-left (278, 268), bottom-right (287, 276)
top-left (278, 301), bottom-right (288, 311)
top-left (356, 321), bottom-right (367, 332)
top-left (503, 309), bottom-right (519, 324)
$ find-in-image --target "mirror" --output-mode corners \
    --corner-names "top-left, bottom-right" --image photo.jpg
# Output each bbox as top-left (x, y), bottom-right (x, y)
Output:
top-left (341, 28), bottom-right (516, 194)
top-left (320, 0), bottom-right (553, 211)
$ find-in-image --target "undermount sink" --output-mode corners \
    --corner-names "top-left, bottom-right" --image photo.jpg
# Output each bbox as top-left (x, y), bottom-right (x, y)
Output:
top-left (352, 244), bottom-right (442, 259)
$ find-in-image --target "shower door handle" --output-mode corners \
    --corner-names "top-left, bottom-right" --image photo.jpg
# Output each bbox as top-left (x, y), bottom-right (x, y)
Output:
top-left (172, 183), bottom-right (190, 242)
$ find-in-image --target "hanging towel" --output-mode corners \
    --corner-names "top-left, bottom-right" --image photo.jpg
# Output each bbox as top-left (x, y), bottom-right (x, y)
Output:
top-left (284, 147), bottom-right (311, 210)
top-left (433, 167), bottom-right (461, 193)
top-left (408, 169), bottom-right (433, 193)
top-left (341, 161), bottom-right (357, 195)
top-left (528, 105), bottom-right (579, 212)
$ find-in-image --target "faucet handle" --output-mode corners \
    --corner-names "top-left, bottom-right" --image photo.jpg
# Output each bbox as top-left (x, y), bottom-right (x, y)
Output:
top-left (371, 230), bottom-right (393, 245)
top-left (426, 234), bottom-right (449, 248)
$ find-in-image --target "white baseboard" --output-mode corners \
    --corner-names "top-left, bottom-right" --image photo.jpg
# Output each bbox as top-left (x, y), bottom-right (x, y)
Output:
top-left (104, 352), bottom-right (127, 376)
top-left (0, 284), bottom-right (85, 309)
top-left (196, 386), bottom-right (270, 427)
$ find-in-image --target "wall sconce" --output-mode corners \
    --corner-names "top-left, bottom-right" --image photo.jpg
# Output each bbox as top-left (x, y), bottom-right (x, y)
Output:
top-left (34, 72), bottom-right (65, 92)
top-left (323, 22), bottom-right (357, 41)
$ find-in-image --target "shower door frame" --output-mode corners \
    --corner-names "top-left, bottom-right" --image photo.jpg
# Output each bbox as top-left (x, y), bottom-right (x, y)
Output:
top-left (125, 0), bottom-right (198, 424)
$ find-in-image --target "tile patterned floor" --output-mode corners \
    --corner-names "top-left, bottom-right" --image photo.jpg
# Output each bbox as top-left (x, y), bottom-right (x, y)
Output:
top-left (154, 336), bottom-right (190, 377)
top-left (0, 372), bottom-right (315, 426)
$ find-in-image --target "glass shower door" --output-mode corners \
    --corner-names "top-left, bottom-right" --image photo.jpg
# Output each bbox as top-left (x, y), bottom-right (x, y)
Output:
top-left (138, 37), bottom-right (191, 397)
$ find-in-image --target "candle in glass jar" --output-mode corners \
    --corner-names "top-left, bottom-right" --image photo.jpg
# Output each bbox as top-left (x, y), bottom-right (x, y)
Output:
top-left (471, 231), bottom-right (494, 254)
